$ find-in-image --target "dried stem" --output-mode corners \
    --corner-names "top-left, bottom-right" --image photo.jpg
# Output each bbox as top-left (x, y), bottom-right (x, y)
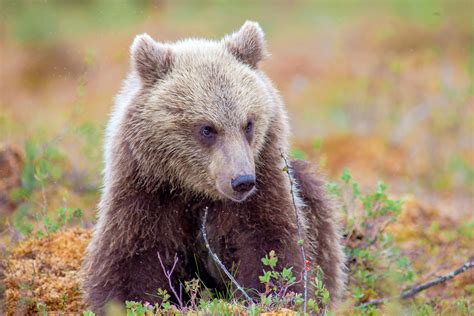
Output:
top-left (359, 259), bottom-right (474, 308)
top-left (280, 151), bottom-right (308, 314)
top-left (157, 252), bottom-right (184, 308)
top-left (201, 207), bottom-right (255, 303)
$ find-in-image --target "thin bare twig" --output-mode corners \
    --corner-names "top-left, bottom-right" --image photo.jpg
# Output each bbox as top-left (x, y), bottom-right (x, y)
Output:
top-left (401, 259), bottom-right (473, 299)
top-left (358, 259), bottom-right (474, 308)
top-left (201, 207), bottom-right (255, 303)
top-left (157, 252), bottom-right (184, 308)
top-left (280, 151), bottom-right (308, 314)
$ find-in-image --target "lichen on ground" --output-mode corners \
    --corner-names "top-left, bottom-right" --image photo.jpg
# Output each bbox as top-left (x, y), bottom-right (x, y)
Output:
top-left (4, 228), bottom-right (91, 315)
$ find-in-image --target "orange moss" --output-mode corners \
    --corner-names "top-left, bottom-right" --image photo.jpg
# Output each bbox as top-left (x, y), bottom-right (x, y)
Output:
top-left (389, 197), bottom-right (473, 304)
top-left (4, 228), bottom-right (91, 315)
top-left (3, 203), bottom-right (472, 314)
top-left (295, 134), bottom-right (408, 182)
top-left (389, 196), bottom-right (451, 241)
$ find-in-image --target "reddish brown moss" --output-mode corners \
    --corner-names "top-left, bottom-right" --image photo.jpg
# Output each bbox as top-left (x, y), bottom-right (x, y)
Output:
top-left (4, 228), bottom-right (91, 315)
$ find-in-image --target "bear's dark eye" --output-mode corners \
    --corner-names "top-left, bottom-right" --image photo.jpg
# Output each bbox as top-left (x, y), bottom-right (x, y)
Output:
top-left (201, 125), bottom-right (215, 138)
top-left (245, 121), bottom-right (253, 134)
top-left (199, 125), bottom-right (217, 146)
top-left (245, 120), bottom-right (253, 142)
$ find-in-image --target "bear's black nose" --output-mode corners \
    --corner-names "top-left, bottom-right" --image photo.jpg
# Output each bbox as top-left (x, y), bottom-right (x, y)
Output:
top-left (231, 175), bottom-right (256, 193)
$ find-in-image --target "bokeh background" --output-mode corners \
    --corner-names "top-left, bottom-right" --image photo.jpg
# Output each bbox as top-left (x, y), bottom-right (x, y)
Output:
top-left (0, 0), bottom-right (473, 313)
top-left (2, 0), bottom-right (472, 218)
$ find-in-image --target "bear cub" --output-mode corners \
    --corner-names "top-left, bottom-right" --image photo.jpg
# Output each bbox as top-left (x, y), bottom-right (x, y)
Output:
top-left (82, 21), bottom-right (345, 312)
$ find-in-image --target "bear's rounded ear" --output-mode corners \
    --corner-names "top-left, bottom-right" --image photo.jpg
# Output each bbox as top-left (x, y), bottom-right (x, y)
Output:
top-left (130, 34), bottom-right (173, 87)
top-left (224, 21), bottom-right (268, 68)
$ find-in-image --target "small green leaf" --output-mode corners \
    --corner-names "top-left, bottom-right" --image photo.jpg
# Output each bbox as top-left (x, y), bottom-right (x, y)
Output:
top-left (282, 267), bottom-right (293, 280)
top-left (327, 182), bottom-right (340, 197)
top-left (259, 271), bottom-right (271, 284)
top-left (353, 287), bottom-right (365, 299)
top-left (341, 168), bottom-right (352, 183)
top-left (321, 289), bottom-right (330, 305)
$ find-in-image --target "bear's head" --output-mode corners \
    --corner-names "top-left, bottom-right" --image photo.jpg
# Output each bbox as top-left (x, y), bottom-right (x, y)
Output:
top-left (122, 21), bottom-right (286, 202)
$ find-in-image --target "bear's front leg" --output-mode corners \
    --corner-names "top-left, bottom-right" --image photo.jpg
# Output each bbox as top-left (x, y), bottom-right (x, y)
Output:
top-left (82, 191), bottom-right (200, 313)
top-left (203, 205), bottom-right (307, 297)
top-left (83, 241), bottom-right (178, 313)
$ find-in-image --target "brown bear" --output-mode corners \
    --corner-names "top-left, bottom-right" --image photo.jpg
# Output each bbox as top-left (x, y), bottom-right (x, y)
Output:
top-left (81, 21), bottom-right (345, 313)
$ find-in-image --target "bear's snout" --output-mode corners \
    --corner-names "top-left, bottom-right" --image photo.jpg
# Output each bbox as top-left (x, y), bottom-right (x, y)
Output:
top-left (209, 135), bottom-right (256, 202)
top-left (231, 174), bottom-right (256, 193)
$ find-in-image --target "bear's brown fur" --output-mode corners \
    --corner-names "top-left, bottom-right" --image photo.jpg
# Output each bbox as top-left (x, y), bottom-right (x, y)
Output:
top-left (81, 21), bottom-right (345, 313)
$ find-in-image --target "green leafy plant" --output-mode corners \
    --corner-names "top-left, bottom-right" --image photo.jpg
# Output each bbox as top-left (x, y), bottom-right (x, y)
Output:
top-left (35, 207), bottom-right (83, 238)
top-left (258, 250), bottom-right (300, 310)
top-left (328, 168), bottom-right (416, 309)
top-left (11, 140), bottom-right (74, 238)
top-left (12, 140), bottom-right (66, 202)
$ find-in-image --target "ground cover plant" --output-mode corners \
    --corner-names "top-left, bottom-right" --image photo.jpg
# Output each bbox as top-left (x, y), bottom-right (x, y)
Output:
top-left (1, 1), bottom-right (472, 315)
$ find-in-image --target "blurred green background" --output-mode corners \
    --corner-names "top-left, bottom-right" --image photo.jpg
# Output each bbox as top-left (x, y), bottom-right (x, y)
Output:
top-left (0, 0), bottom-right (472, 232)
